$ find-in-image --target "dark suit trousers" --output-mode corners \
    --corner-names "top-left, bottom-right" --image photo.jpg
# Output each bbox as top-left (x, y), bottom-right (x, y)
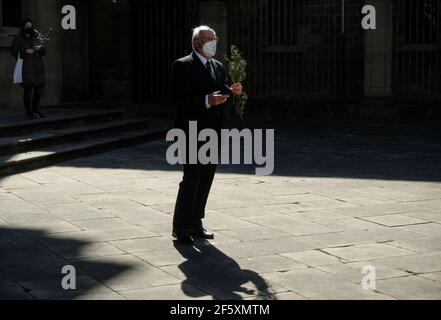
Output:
top-left (173, 163), bottom-right (217, 232)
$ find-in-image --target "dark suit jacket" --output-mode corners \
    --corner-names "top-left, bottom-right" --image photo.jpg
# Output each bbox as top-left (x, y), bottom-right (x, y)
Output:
top-left (171, 51), bottom-right (231, 132)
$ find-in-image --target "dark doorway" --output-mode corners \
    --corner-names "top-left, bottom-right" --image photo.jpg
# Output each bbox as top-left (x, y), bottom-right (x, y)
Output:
top-left (130, 0), bottom-right (200, 111)
top-left (2, 0), bottom-right (22, 28)
top-left (61, 0), bottom-right (91, 102)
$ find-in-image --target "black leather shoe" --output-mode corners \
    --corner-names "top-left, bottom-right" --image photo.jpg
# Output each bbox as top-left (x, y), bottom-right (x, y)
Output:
top-left (27, 113), bottom-right (38, 120)
top-left (188, 228), bottom-right (214, 240)
top-left (172, 231), bottom-right (194, 246)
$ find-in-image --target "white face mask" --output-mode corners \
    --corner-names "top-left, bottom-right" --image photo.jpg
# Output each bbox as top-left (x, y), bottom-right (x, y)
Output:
top-left (202, 40), bottom-right (217, 58)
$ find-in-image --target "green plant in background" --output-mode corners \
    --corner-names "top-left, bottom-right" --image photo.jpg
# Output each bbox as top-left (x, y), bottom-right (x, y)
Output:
top-left (225, 45), bottom-right (248, 120)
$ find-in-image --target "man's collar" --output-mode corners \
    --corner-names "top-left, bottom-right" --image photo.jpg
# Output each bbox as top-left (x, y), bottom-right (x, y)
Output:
top-left (194, 50), bottom-right (210, 65)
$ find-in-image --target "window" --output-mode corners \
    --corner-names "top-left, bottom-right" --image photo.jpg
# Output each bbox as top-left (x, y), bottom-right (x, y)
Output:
top-left (2, 0), bottom-right (23, 28)
top-left (267, 0), bottom-right (298, 46)
top-left (405, 0), bottom-right (438, 44)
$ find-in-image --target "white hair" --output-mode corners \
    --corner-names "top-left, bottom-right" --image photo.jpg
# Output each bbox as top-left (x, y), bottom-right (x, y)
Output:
top-left (192, 25), bottom-right (215, 48)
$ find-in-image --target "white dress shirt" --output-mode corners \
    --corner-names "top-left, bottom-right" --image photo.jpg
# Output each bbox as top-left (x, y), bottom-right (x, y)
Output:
top-left (194, 50), bottom-right (213, 109)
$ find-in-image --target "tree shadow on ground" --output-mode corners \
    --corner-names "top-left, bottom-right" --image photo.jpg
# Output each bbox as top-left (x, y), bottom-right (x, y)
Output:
top-left (174, 241), bottom-right (277, 300)
top-left (0, 227), bottom-right (132, 300)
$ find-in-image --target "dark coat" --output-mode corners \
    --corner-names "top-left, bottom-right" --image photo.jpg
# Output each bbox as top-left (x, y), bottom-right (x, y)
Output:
top-left (10, 30), bottom-right (47, 87)
top-left (171, 51), bottom-right (231, 132)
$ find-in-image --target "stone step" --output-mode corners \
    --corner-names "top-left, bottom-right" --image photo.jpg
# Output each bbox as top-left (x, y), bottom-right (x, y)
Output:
top-left (0, 109), bottom-right (124, 138)
top-left (0, 118), bottom-right (151, 156)
top-left (0, 127), bottom-right (168, 177)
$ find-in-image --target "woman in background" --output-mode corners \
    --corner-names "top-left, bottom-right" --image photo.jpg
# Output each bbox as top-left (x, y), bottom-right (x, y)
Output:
top-left (11, 19), bottom-right (47, 120)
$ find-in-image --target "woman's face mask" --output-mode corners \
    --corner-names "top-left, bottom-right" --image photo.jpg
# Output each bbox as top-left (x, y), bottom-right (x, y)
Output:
top-left (202, 40), bottom-right (217, 58)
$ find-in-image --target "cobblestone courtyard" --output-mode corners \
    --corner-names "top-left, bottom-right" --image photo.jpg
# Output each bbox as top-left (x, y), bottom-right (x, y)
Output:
top-left (1, 123), bottom-right (441, 300)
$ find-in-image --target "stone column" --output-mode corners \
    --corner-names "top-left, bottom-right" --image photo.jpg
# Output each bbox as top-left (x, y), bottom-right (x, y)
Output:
top-left (0, 0), bottom-right (4, 33)
top-left (34, 0), bottom-right (64, 105)
top-left (0, 0), bottom-right (16, 108)
top-left (199, 1), bottom-right (228, 64)
top-left (364, 0), bottom-right (393, 100)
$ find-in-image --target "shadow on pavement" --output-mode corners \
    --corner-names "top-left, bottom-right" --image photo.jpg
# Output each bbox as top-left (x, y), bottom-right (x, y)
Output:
top-left (0, 227), bottom-right (132, 300)
top-left (46, 121), bottom-right (441, 183)
top-left (174, 241), bottom-right (277, 300)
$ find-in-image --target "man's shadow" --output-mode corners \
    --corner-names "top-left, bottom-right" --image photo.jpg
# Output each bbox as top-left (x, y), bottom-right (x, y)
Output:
top-left (174, 241), bottom-right (277, 300)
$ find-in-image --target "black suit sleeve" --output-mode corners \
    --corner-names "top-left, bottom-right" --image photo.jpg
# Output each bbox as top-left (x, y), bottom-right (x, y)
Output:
top-left (171, 60), bottom-right (207, 112)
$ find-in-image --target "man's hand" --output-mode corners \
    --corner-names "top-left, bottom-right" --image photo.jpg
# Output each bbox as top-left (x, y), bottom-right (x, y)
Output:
top-left (26, 48), bottom-right (35, 55)
top-left (231, 83), bottom-right (243, 96)
top-left (208, 91), bottom-right (230, 106)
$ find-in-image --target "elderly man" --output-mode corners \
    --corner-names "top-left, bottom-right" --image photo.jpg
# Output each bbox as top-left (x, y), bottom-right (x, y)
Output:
top-left (171, 26), bottom-right (243, 245)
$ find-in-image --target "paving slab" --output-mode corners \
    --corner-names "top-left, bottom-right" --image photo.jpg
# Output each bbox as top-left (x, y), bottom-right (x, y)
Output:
top-left (308, 231), bottom-right (373, 248)
top-left (244, 291), bottom-right (307, 300)
top-left (403, 210), bottom-right (441, 224)
top-left (375, 276), bottom-right (441, 300)
top-left (203, 237), bottom-right (323, 259)
top-left (281, 249), bottom-right (344, 267)
top-left (71, 218), bottom-right (135, 231)
top-left (50, 242), bottom-right (125, 260)
top-left (336, 202), bottom-right (435, 218)
top-left (244, 214), bottom-right (336, 236)
top-left (218, 227), bottom-right (290, 242)
top-left (323, 243), bottom-right (414, 262)
top-left (388, 237), bottom-right (441, 253)
top-left (0, 283), bottom-right (33, 300)
top-left (232, 255), bottom-right (308, 274)
top-left (118, 283), bottom-right (210, 300)
top-left (419, 272), bottom-right (441, 283)
top-left (316, 261), bottom-right (410, 283)
top-left (110, 236), bottom-right (175, 254)
top-left (45, 202), bottom-right (117, 221)
top-left (263, 268), bottom-right (394, 300)
top-left (18, 275), bottom-right (124, 300)
top-left (396, 223), bottom-right (441, 237)
top-left (374, 251), bottom-right (441, 274)
top-left (360, 214), bottom-right (429, 227)
top-left (74, 254), bottom-right (180, 291)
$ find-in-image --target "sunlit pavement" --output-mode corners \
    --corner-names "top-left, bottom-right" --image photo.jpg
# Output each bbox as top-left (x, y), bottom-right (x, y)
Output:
top-left (1, 124), bottom-right (441, 300)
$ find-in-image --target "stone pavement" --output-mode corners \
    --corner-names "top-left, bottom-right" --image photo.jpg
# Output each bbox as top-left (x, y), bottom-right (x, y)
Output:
top-left (1, 122), bottom-right (441, 300)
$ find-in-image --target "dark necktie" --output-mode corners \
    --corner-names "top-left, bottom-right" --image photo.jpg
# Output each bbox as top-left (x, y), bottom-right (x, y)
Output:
top-left (205, 60), bottom-right (217, 83)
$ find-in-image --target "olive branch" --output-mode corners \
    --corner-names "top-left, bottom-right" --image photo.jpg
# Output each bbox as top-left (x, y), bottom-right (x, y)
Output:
top-left (35, 28), bottom-right (52, 44)
top-left (225, 45), bottom-right (248, 120)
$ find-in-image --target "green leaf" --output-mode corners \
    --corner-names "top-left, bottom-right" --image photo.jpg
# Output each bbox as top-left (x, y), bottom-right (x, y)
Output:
top-left (225, 45), bottom-right (248, 120)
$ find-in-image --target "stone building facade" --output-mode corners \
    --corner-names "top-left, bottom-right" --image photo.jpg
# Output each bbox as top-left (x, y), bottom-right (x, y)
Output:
top-left (0, 0), bottom-right (440, 119)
